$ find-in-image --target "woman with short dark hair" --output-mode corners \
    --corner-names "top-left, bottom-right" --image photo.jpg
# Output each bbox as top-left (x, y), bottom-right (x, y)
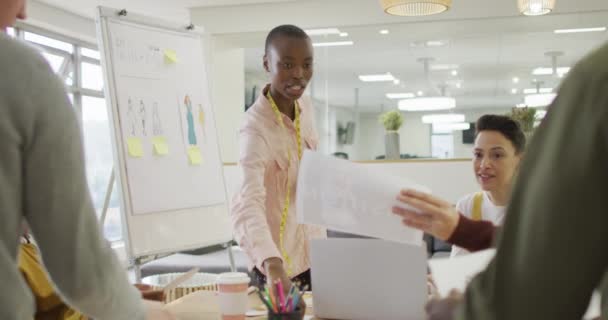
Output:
top-left (393, 114), bottom-right (526, 255)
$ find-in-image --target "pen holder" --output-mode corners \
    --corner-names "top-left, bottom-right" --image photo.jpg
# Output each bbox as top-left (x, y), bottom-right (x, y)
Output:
top-left (267, 306), bottom-right (305, 320)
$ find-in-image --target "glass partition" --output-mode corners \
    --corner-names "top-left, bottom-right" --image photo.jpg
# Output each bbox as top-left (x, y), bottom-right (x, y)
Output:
top-left (242, 11), bottom-right (608, 161)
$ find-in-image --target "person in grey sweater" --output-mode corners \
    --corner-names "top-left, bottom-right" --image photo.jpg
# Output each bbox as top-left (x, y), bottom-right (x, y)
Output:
top-left (0, 1), bottom-right (173, 319)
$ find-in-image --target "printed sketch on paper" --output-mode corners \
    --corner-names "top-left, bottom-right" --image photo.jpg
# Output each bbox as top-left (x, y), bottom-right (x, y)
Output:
top-left (139, 99), bottom-right (147, 136)
top-left (184, 95), bottom-right (197, 145)
top-left (152, 101), bottom-right (163, 135)
top-left (127, 97), bottom-right (137, 136)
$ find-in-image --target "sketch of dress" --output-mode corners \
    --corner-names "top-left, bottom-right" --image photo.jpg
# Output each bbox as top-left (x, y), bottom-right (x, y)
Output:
top-left (139, 100), bottom-right (147, 136)
top-left (152, 102), bottom-right (163, 135)
top-left (184, 95), bottom-right (197, 145)
top-left (127, 97), bottom-right (137, 135)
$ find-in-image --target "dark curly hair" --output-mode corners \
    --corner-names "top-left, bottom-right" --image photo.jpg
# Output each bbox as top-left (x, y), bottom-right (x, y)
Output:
top-left (475, 114), bottom-right (526, 154)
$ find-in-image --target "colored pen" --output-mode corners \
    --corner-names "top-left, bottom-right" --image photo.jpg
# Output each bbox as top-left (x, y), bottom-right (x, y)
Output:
top-left (292, 289), bottom-right (303, 310)
top-left (266, 285), bottom-right (277, 312)
top-left (257, 290), bottom-right (273, 311)
top-left (276, 280), bottom-right (286, 312)
top-left (286, 285), bottom-right (296, 312)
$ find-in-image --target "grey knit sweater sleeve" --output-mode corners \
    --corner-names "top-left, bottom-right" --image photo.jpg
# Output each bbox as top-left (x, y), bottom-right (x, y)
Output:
top-left (0, 33), bottom-right (144, 319)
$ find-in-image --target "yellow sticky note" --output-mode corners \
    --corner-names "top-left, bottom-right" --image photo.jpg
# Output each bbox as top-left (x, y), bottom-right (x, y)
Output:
top-left (127, 137), bottom-right (143, 158)
top-left (152, 136), bottom-right (169, 156)
top-left (187, 146), bottom-right (202, 165)
top-left (164, 49), bottom-right (178, 64)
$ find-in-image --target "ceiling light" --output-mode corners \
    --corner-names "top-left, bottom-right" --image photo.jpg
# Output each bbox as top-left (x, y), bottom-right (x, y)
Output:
top-left (359, 73), bottom-right (396, 82)
top-left (532, 67), bottom-right (570, 76)
top-left (451, 70), bottom-right (458, 76)
top-left (386, 92), bottom-right (416, 99)
top-left (305, 28), bottom-right (341, 36)
top-left (417, 91), bottom-right (424, 96)
top-left (422, 113), bottom-right (465, 124)
top-left (398, 97), bottom-right (456, 111)
top-left (513, 77), bottom-right (520, 83)
top-left (410, 40), bottom-right (448, 48)
top-left (393, 79), bottom-right (401, 85)
top-left (313, 41), bottom-right (354, 47)
top-left (518, 0), bottom-right (555, 16)
top-left (455, 82), bottom-right (462, 89)
top-left (380, 0), bottom-right (452, 16)
top-left (339, 32), bottom-right (349, 37)
top-left (512, 88), bottom-right (518, 94)
top-left (426, 40), bottom-right (447, 47)
top-left (430, 64), bottom-right (459, 71)
top-left (525, 93), bottom-right (557, 107)
top-left (433, 122), bottom-right (470, 133)
top-left (380, 29), bottom-right (390, 35)
top-left (554, 27), bottom-right (607, 34)
top-left (523, 87), bottom-right (553, 94)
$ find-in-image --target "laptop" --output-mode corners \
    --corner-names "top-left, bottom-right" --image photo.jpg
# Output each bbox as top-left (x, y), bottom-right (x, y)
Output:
top-left (311, 238), bottom-right (427, 320)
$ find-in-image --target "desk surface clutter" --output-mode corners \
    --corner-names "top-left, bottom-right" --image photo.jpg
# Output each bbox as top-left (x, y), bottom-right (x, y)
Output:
top-left (164, 290), bottom-right (316, 320)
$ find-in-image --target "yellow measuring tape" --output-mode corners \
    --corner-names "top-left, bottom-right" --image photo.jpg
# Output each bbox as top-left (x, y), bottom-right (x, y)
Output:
top-left (266, 91), bottom-right (302, 276)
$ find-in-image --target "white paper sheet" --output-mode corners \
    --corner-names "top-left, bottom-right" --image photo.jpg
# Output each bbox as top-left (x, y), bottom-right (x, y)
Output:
top-left (429, 249), bottom-right (601, 319)
top-left (428, 249), bottom-right (496, 297)
top-left (296, 150), bottom-right (429, 245)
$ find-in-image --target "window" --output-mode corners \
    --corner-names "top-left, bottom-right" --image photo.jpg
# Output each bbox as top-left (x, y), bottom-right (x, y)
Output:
top-left (65, 69), bottom-right (74, 87)
top-left (81, 62), bottom-right (104, 91)
top-left (431, 125), bottom-right (455, 159)
top-left (81, 96), bottom-right (122, 241)
top-left (81, 47), bottom-right (101, 60)
top-left (15, 26), bottom-right (123, 242)
top-left (41, 52), bottom-right (65, 73)
top-left (7, 27), bottom-right (15, 37)
top-left (431, 134), bottom-right (454, 159)
top-left (24, 31), bottom-right (73, 53)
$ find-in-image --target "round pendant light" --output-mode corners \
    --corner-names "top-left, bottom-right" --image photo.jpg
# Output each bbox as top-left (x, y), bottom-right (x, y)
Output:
top-left (380, 0), bottom-right (452, 16)
top-left (518, 0), bottom-right (556, 16)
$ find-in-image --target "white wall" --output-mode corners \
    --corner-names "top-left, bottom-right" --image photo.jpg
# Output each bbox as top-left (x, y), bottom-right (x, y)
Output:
top-left (244, 71), bottom-right (268, 107)
top-left (211, 37), bottom-right (245, 163)
top-left (25, 0), bottom-right (96, 43)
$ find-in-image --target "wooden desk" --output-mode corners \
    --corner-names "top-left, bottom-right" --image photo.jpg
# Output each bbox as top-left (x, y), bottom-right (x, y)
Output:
top-left (164, 290), bottom-right (319, 320)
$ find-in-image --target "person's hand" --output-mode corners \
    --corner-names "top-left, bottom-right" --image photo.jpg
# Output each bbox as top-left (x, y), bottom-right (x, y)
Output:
top-left (143, 300), bottom-right (175, 320)
top-left (264, 258), bottom-right (292, 296)
top-left (392, 189), bottom-right (460, 241)
top-left (425, 289), bottom-right (463, 320)
top-left (427, 275), bottom-right (439, 300)
top-left (135, 284), bottom-right (166, 302)
top-left (263, 258), bottom-right (306, 312)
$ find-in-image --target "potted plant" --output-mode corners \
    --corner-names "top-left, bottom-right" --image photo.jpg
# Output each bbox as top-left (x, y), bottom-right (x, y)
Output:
top-left (509, 106), bottom-right (536, 138)
top-left (379, 110), bottom-right (404, 160)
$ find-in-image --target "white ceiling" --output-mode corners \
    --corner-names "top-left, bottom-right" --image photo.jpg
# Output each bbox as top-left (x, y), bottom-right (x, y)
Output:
top-left (36, 0), bottom-right (608, 112)
top-left (35, 0), bottom-right (310, 21)
top-left (234, 9), bottom-right (608, 111)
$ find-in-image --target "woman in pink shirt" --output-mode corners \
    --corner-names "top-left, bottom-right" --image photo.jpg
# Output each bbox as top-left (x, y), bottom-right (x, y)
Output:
top-left (231, 25), bottom-right (326, 293)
